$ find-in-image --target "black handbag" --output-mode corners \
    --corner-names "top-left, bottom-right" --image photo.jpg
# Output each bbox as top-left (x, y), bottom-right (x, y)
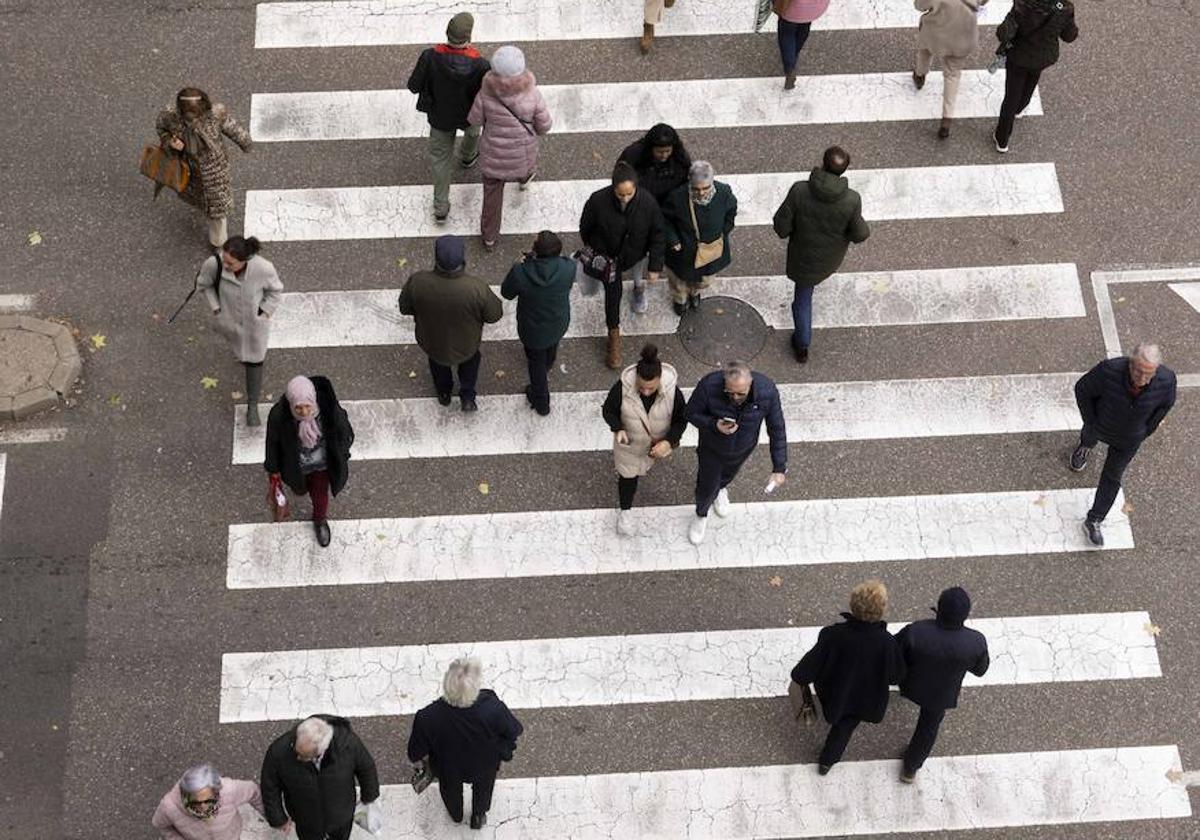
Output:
top-left (575, 245), bottom-right (616, 283)
top-left (410, 759), bottom-right (435, 794)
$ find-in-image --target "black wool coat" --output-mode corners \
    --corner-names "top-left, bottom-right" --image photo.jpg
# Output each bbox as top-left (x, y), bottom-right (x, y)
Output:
top-left (407, 689), bottom-right (525, 783)
top-left (579, 186), bottom-right (666, 273)
top-left (264, 376), bottom-right (355, 496)
top-left (791, 614), bottom-right (906, 724)
top-left (996, 1), bottom-right (1078, 70)
top-left (617, 140), bottom-right (690, 206)
top-left (1074, 358), bottom-right (1176, 449)
top-left (772, 169), bottom-right (871, 286)
top-left (897, 618), bottom-right (990, 711)
top-left (260, 715), bottom-right (381, 832)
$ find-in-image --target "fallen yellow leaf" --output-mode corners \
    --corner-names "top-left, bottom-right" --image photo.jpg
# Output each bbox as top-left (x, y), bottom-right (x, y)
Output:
top-left (1122, 501), bottom-right (1135, 514)
top-left (408, 370), bottom-right (418, 379)
top-left (769, 575), bottom-right (783, 587)
top-left (107, 395), bottom-right (122, 406)
top-left (478, 482), bottom-right (490, 495)
top-left (231, 390), bottom-right (244, 400)
top-left (27, 231), bottom-right (43, 246)
top-left (713, 308), bottom-right (724, 315)
top-left (89, 334), bottom-right (107, 349)
top-left (395, 257), bottom-right (408, 269)
top-left (495, 369), bottom-right (506, 378)
top-left (200, 376), bottom-right (219, 390)
top-left (1144, 623), bottom-right (1161, 637)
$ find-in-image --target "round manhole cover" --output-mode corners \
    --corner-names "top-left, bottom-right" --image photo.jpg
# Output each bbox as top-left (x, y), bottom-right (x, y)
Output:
top-left (677, 295), bottom-right (769, 366)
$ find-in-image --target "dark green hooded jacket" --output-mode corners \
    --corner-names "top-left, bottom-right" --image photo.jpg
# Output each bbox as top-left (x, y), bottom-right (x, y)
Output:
top-left (772, 168), bottom-right (871, 286)
top-left (500, 254), bottom-right (575, 349)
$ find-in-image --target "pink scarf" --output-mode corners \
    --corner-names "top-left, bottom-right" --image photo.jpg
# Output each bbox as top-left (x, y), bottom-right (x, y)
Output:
top-left (286, 376), bottom-right (322, 449)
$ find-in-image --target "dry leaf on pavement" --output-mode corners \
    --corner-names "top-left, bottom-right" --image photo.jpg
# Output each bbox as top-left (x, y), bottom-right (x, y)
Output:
top-left (1122, 501), bottom-right (1135, 514)
top-left (478, 482), bottom-right (490, 495)
top-left (89, 334), bottom-right (107, 349)
top-left (1144, 623), bottom-right (1162, 637)
top-left (27, 231), bottom-right (43, 246)
top-left (200, 376), bottom-right (219, 390)
top-left (769, 575), bottom-right (783, 587)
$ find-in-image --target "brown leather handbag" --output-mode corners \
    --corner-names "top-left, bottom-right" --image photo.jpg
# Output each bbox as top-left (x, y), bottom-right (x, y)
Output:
top-left (139, 144), bottom-right (190, 194)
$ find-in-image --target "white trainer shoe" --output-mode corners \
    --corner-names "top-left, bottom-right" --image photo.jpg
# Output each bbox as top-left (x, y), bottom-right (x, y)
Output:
top-left (713, 488), bottom-right (732, 518)
top-left (616, 509), bottom-right (634, 536)
top-left (688, 515), bottom-right (708, 545)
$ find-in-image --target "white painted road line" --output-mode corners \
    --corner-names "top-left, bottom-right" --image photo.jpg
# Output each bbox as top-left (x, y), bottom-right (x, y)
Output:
top-left (269, 263), bottom-right (1084, 349)
top-left (238, 745), bottom-right (1190, 839)
top-left (244, 163), bottom-right (1064, 242)
top-left (220, 611), bottom-right (1157, 721)
top-left (226, 487), bottom-right (1127, 589)
top-left (251, 72), bottom-right (1038, 142)
top-left (1169, 282), bottom-right (1200, 314)
top-left (232, 372), bottom-right (1083, 464)
top-left (0, 454), bottom-right (6, 536)
top-left (0, 427), bottom-right (68, 445)
top-left (255, 0), bottom-right (1014, 48)
top-left (0, 294), bottom-right (35, 312)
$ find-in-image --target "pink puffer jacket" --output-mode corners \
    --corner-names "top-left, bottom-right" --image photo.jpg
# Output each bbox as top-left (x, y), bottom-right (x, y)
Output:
top-left (468, 71), bottom-right (553, 182)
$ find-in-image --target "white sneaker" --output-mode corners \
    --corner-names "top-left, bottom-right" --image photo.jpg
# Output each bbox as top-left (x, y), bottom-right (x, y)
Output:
top-left (631, 283), bottom-right (648, 314)
top-left (713, 488), bottom-right (732, 518)
top-left (688, 515), bottom-right (708, 545)
top-left (616, 509), bottom-right (634, 536)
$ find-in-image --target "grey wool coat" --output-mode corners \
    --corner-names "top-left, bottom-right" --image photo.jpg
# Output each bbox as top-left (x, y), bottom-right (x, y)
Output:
top-left (197, 254), bottom-right (284, 363)
top-left (156, 103), bottom-right (253, 219)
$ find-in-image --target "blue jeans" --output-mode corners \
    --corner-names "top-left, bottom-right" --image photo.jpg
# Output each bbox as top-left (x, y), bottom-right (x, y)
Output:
top-left (791, 284), bottom-right (814, 350)
top-left (777, 20), bottom-right (812, 74)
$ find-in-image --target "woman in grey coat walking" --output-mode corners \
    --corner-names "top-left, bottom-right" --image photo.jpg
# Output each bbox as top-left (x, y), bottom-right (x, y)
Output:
top-left (196, 236), bottom-right (284, 425)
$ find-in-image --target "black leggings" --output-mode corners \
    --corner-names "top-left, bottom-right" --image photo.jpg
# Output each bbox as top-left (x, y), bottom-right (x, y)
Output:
top-left (603, 273), bottom-right (623, 330)
top-left (618, 475), bottom-right (639, 510)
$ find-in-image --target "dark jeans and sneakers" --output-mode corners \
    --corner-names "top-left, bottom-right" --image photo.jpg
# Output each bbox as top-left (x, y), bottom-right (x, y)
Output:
top-left (438, 766), bottom-right (498, 827)
top-left (429, 351), bottom-right (482, 409)
top-left (777, 20), bottom-right (813, 74)
top-left (296, 821), bottom-right (353, 840)
top-left (819, 716), bottom-right (862, 770)
top-left (903, 706), bottom-right (947, 777)
top-left (694, 450), bottom-right (749, 517)
top-left (523, 343), bottom-right (558, 415)
top-left (995, 65), bottom-right (1043, 149)
top-left (791, 283), bottom-right (815, 353)
top-left (1074, 427), bottom-right (1140, 544)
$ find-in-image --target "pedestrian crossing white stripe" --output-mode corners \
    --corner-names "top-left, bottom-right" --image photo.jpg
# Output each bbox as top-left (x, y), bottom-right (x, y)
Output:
top-left (1168, 282), bottom-right (1200, 314)
top-left (251, 72), bottom-right (1039, 143)
top-left (244, 163), bottom-right (1064, 243)
top-left (220, 610), bottom-right (1156, 722)
top-left (231, 372), bottom-right (1082, 464)
top-left (226, 487), bottom-right (1127, 589)
top-left (238, 745), bottom-right (1190, 839)
top-left (268, 264), bottom-right (1083, 349)
top-left (0, 294), bottom-right (35, 312)
top-left (255, 0), bottom-right (1015, 48)
top-left (0, 454), bottom-right (6, 537)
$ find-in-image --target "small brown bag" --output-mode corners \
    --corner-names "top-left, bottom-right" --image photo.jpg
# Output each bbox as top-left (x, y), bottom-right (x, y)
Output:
top-left (267, 475), bottom-right (292, 522)
top-left (139, 144), bottom-right (190, 194)
top-left (772, 0), bottom-right (792, 15)
top-left (689, 198), bottom-right (724, 269)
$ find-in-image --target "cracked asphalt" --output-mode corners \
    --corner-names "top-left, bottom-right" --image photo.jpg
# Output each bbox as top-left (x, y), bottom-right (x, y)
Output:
top-left (1, 0), bottom-right (1199, 838)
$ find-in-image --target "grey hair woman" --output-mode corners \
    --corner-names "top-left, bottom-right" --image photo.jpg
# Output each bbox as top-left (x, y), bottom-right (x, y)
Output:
top-left (152, 763), bottom-right (264, 839)
top-left (661, 160), bottom-right (739, 314)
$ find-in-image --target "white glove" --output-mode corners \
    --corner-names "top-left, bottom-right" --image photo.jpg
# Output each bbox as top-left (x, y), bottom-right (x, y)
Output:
top-left (364, 800), bottom-right (384, 834)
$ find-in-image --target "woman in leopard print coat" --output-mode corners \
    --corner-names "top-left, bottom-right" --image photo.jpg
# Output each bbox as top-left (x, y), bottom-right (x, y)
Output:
top-left (156, 87), bottom-right (253, 246)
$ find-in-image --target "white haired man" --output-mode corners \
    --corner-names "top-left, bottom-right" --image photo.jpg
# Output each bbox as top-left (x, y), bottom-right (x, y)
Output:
top-left (407, 656), bottom-right (524, 830)
top-left (260, 715), bottom-right (381, 840)
top-left (152, 763), bottom-right (263, 839)
top-left (1071, 343), bottom-right (1176, 546)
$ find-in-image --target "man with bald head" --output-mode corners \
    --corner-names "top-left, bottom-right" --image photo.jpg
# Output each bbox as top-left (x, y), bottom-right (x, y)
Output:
top-left (1071, 343), bottom-right (1176, 546)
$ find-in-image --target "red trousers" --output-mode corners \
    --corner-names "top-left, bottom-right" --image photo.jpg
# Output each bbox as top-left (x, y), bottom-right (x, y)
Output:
top-left (304, 470), bottom-right (330, 522)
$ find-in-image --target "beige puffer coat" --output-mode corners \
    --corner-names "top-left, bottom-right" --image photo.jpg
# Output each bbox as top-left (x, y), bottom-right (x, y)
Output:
top-left (613, 362), bottom-right (679, 478)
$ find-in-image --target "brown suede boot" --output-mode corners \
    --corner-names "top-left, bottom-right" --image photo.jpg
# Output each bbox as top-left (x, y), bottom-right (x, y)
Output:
top-left (938, 117), bottom-right (952, 139)
top-left (640, 23), bottom-right (654, 54)
top-left (606, 327), bottom-right (622, 369)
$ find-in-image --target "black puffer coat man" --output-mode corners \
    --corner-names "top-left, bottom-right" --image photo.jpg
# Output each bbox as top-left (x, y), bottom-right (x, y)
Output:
top-left (260, 715), bottom-right (380, 840)
top-left (896, 587), bottom-right (990, 779)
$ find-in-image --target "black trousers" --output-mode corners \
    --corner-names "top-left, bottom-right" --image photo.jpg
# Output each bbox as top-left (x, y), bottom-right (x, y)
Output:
top-left (296, 821), bottom-right (353, 840)
top-left (995, 64), bottom-right (1043, 146)
top-left (439, 767), bottom-right (499, 822)
top-left (429, 350), bottom-right (482, 401)
top-left (694, 448), bottom-right (750, 516)
top-left (1079, 428), bottom-right (1141, 522)
top-left (523, 343), bottom-right (558, 412)
top-left (819, 716), bottom-right (862, 767)
top-left (618, 475), bottom-right (639, 509)
top-left (903, 706), bottom-right (947, 772)
top-left (602, 272), bottom-right (623, 329)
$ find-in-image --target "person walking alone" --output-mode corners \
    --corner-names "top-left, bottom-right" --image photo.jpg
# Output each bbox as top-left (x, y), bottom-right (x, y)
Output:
top-left (398, 235), bottom-right (504, 412)
top-left (992, 0), bottom-right (1078, 153)
top-left (196, 236), bottom-right (283, 426)
top-left (912, 0), bottom-right (989, 138)
top-left (407, 657), bottom-right (524, 831)
top-left (579, 162), bottom-right (666, 368)
top-left (501, 231), bottom-right (575, 416)
top-left (1070, 343), bottom-right (1176, 546)
top-left (152, 763), bottom-right (263, 840)
top-left (684, 361), bottom-right (787, 545)
top-left (774, 0), bottom-right (829, 90)
top-left (660, 161), bottom-right (738, 315)
top-left (791, 580), bottom-right (906, 774)
top-left (896, 587), bottom-right (990, 782)
top-left (641, 0), bottom-right (678, 53)
top-left (772, 146), bottom-right (870, 364)
top-left (407, 13), bottom-right (491, 224)
top-left (468, 45), bottom-right (552, 251)
top-left (155, 88), bottom-right (252, 247)
top-left (602, 343), bottom-right (688, 535)
top-left (264, 375), bottom-right (355, 548)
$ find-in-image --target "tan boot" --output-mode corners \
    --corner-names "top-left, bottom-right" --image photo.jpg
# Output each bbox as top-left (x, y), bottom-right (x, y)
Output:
top-left (664, 0), bottom-right (676, 6)
top-left (606, 327), bottom-right (622, 369)
top-left (640, 23), bottom-right (654, 54)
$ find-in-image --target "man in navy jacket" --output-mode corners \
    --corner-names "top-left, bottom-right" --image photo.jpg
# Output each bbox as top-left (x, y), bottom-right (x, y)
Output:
top-left (684, 361), bottom-right (787, 545)
top-left (1071, 344), bottom-right (1176, 546)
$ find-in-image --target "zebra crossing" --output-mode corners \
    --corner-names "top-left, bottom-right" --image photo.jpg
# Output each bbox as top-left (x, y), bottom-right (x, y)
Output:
top-left (223, 1), bottom-right (1194, 836)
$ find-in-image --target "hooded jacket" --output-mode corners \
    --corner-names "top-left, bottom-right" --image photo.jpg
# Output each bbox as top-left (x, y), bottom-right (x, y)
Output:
top-left (897, 590), bottom-right (991, 711)
top-left (407, 689), bottom-right (525, 783)
top-left (260, 715), bottom-right (380, 833)
top-left (264, 376), bottom-right (355, 496)
top-left (1074, 358), bottom-right (1177, 449)
top-left (617, 137), bottom-right (691, 206)
top-left (792, 613), bottom-right (907, 724)
top-left (579, 185), bottom-right (667, 273)
top-left (996, 0), bottom-right (1078, 70)
top-left (685, 370), bottom-right (787, 473)
top-left (398, 265), bottom-right (504, 365)
top-left (772, 168), bottom-right (871, 286)
top-left (468, 70), bottom-right (553, 182)
top-left (407, 44), bottom-right (490, 131)
top-left (500, 254), bottom-right (575, 349)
